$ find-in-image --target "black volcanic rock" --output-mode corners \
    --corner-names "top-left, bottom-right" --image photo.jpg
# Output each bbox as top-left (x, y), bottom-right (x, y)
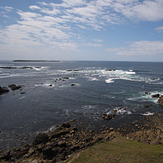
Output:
top-left (152, 94), bottom-right (160, 98)
top-left (0, 86), bottom-right (9, 95)
top-left (8, 84), bottom-right (21, 90)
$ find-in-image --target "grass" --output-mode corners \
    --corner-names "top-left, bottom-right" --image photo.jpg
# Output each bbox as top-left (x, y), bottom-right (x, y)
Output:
top-left (66, 137), bottom-right (163, 163)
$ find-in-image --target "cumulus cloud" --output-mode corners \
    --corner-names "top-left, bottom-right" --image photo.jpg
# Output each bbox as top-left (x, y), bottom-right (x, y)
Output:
top-left (107, 41), bottom-right (163, 56)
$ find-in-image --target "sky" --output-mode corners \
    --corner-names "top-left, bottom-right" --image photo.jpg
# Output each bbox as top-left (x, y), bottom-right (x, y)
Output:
top-left (0, 0), bottom-right (163, 62)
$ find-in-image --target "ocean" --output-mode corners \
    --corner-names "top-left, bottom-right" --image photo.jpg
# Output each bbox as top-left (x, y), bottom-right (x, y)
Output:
top-left (0, 60), bottom-right (163, 149)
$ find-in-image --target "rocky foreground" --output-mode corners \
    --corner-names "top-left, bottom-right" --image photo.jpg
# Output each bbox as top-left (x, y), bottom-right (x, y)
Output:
top-left (0, 114), bottom-right (162, 163)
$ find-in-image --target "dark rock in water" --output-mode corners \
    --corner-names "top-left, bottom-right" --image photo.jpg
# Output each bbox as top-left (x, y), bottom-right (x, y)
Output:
top-left (145, 92), bottom-right (150, 95)
top-left (49, 84), bottom-right (52, 86)
top-left (20, 92), bottom-right (25, 95)
top-left (0, 66), bottom-right (41, 69)
top-left (152, 94), bottom-right (160, 98)
top-left (144, 105), bottom-right (151, 108)
top-left (0, 86), bottom-right (9, 95)
top-left (63, 77), bottom-right (69, 80)
top-left (102, 107), bottom-right (131, 120)
top-left (158, 95), bottom-right (163, 106)
top-left (33, 133), bottom-right (49, 145)
top-left (67, 69), bottom-right (79, 72)
top-left (8, 84), bottom-right (21, 90)
top-left (71, 83), bottom-right (75, 86)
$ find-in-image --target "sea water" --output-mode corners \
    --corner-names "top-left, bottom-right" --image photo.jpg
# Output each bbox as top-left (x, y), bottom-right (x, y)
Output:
top-left (0, 60), bottom-right (163, 149)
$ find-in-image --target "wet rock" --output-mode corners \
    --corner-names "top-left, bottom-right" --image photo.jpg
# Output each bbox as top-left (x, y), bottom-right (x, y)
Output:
top-left (102, 114), bottom-right (115, 120)
top-left (49, 84), bottom-right (52, 86)
top-left (0, 66), bottom-right (40, 69)
top-left (0, 86), bottom-right (9, 95)
top-left (63, 77), bottom-right (69, 80)
top-left (152, 94), bottom-right (160, 98)
top-left (8, 84), bottom-right (21, 90)
top-left (144, 105), bottom-right (151, 108)
top-left (62, 122), bottom-right (71, 128)
top-left (67, 69), bottom-right (79, 72)
top-left (33, 133), bottom-right (49, 145)
top-left (0, 150), bottom-right (11, 161)
top-left (158, 95), bottom-right (163, 106)
top-left (71, 83), bottom-right (75, 86)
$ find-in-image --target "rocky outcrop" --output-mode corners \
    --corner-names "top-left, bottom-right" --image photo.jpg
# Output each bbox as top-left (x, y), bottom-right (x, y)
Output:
top-left (66, 69), bottom-right (79, 72)
top-left (0, 114), bottom-right (162, 163)
top-left (0, 66), bottom-right (41, 69)
top-left (102, 107), bottom-right (131, 120)
top-left (158, 95), bottom-right (163, 106)
top-left (8, 84), bottom-right (21, 90)
top-left (152, 94), bottom-right (160, 98)
top-left (0, 86), bottom-right (9, 95)
top-left (0, 121), bottom-right (118, 163)
top-left (71, 83), bottom-right (75, 86)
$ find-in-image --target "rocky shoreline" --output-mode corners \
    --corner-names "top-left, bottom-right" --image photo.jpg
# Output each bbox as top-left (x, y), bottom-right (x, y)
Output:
top-left (0, 114), bottom-right (162, 163)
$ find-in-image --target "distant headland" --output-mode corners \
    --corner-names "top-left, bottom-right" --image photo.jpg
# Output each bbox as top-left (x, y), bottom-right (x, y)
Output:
top-left (13, 60), bottom-right (61, 62)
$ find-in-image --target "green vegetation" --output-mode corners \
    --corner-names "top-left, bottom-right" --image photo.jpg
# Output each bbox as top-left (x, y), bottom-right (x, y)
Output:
top-left (66, 137), bottom-right (163, 163)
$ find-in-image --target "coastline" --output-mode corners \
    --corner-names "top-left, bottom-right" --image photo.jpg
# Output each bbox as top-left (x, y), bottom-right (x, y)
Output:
top-left (12, 60), bottom-right (61, 62)
top-left (0, 114), bottom-right (162, 163)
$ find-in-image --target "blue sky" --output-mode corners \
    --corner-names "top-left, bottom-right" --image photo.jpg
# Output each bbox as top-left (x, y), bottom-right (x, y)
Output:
top-left (0, 0), bottom-right (163, 61)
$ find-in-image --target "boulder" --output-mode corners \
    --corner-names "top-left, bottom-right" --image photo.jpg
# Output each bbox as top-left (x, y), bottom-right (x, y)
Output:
top-left (152, 94), bottom-right (160, 98)
top-left (8, 84), bottom-right (21, 90)
top-left (158, 95), bottom-right (163, 106)
top-left (0, 86), bottom-right (9, 95)
top-left (71, 83), bottom-right (75, 86)
top-left (33, 133), bottom-right (49, 145)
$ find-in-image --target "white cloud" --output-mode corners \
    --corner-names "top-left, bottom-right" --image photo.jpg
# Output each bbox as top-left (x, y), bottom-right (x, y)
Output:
top-left (107, 41), bottom-right (163, 56)
top-left (29, 5), bottom-right (41, 10)
top-left (0, 0), bottom-right (163, 59)
top-left (155, 26), bottom-right (163, 32)
top-left (1, 6), bottom-right (13, 12)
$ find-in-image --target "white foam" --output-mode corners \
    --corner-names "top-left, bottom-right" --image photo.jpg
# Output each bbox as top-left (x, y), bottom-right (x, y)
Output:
top-left (105, 78), bottom-right (115, 83)
top-left (32, 66), bottom-right (47, 71)
top-left (106, 107), bottom-right (132, 116)
top-left (142, 112), bottom-right (155, 116)
top-left (128, 91), bottom-right (163, 104)
top-left (35, 83), bottom-right (55, 87)
top-left (88, 77), bottom-right (99, 81)
top-left (81, 68), bottom-right (163, 85)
